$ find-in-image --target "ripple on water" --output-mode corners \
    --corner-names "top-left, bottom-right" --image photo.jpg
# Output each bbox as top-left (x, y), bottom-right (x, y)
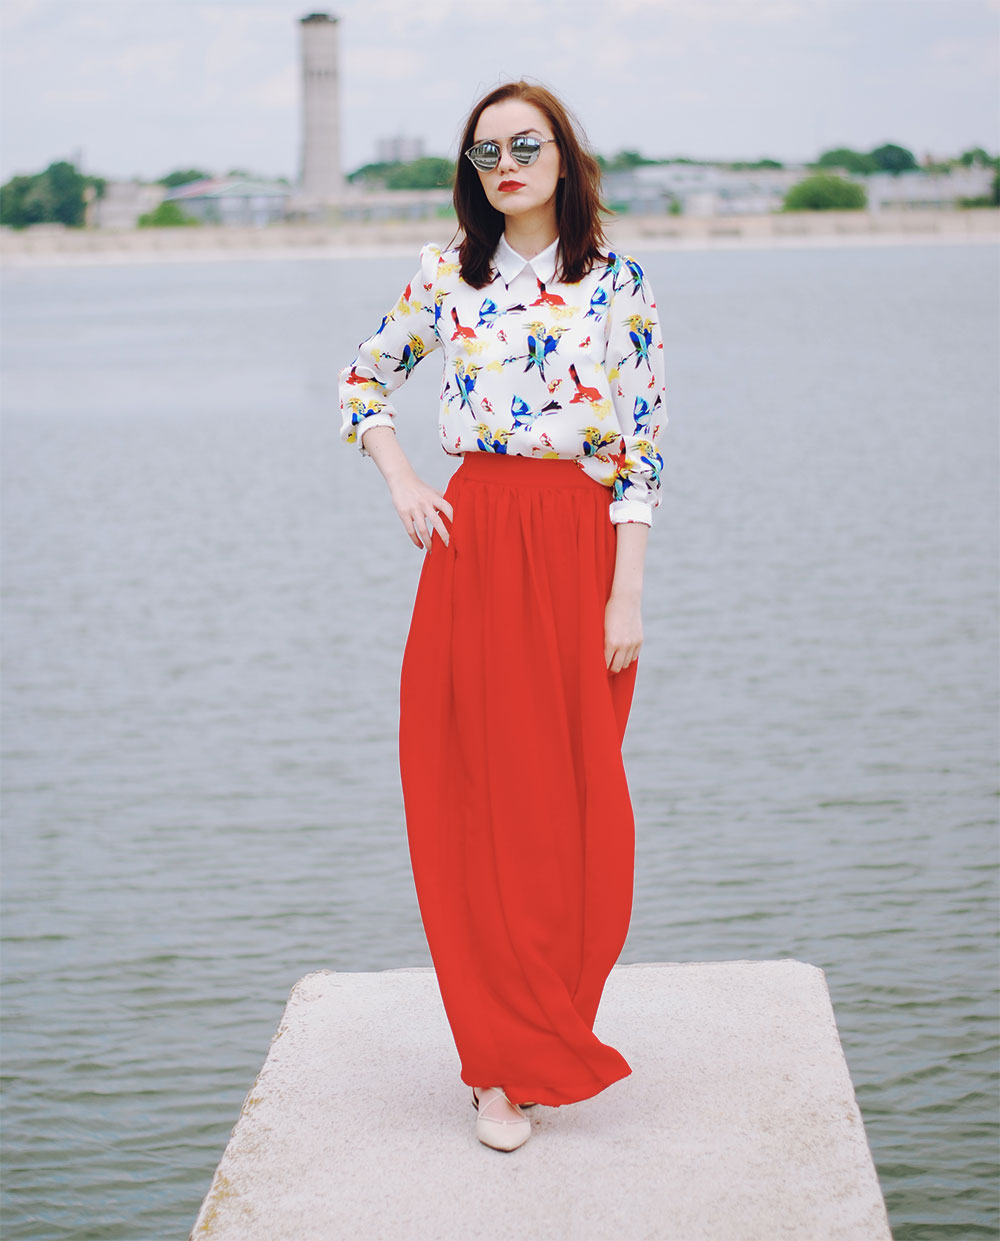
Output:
top-left (2, 244), bottom-right (998, 1240)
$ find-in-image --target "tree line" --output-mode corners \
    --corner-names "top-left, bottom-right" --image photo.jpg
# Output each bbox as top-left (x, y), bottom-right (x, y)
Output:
top-left (2, 144), bottom-right (997, 229)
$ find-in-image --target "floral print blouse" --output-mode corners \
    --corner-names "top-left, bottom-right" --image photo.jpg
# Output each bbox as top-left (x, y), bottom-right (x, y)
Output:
top-left (338, 233), bottom-right (667, 525)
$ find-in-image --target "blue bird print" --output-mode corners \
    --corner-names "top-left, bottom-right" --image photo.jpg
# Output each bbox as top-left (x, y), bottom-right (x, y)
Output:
top-left (542, 329), bottom-right (566, 361)
top-left (477, 297), bottom-right (499, 327)
top-left (432, 290), bottom-right (447, 333)
top-left (625, 314), bottom-right (655, 370)
top-left (607, 252), bottom-right (638, 293)
top-left (612, 474), bottom-right (634, 503)
top-left (635, 439), bottom-right (663, 483)
top-left (510, 395), bottom-right (534, 427)
top-left (632, 396), bottom-right (653, 434)
top-left (585, 286), bottom-right (609, 319)
top-left (524, 335), bottom-right (547, 382)
top-left (451, 360), bottom-right (480, 412)
top-left (628, 330), bottom-right (649, 369)
top-left (624, 257), bottom-right (645, 293)
top-left (385, 333), bottom-right (427, 377)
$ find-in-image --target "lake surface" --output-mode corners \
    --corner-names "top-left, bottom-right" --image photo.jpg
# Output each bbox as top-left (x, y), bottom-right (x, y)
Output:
top-left (2, 240), bottom-right (997, 1240)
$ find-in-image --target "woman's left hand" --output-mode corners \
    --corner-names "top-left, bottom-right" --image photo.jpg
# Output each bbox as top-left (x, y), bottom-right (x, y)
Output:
top-left (605, 591), bottom-right (643, 674)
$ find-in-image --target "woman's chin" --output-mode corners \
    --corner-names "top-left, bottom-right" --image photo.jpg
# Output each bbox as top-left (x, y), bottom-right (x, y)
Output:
top-left (490, 196), bottom-right (545, 218)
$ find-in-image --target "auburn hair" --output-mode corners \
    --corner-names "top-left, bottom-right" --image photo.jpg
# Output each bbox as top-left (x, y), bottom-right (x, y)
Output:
top-left (451, 81), bottom-right (610, 288)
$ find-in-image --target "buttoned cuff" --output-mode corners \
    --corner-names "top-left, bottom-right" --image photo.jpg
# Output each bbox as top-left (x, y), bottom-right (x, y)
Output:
top-left (609, 498), bottom-right (653, 526)
top-left (356, 415), bottom-right (396, 458)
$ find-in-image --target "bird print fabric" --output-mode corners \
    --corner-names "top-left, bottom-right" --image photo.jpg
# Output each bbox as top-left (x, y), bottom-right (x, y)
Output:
top-left (338, 234), bottom-right (668, 526)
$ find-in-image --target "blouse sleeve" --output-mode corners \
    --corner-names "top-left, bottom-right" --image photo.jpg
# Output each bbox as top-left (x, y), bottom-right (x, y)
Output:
top-left (338, 242), bottom-right (444, 457)
top-left (604, 256), bottom-right (668, 526)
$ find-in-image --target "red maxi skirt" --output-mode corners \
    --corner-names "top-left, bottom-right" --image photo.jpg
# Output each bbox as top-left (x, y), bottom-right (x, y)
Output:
top-left (398, 451), bottom-right (639, 1108)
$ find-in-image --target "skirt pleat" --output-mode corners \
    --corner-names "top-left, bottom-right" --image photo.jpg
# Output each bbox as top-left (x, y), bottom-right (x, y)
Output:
top-left (398, 452), bottom-right (639, 1108)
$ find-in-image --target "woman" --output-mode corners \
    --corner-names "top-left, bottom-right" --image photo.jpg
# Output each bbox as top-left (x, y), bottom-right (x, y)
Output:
top-left (338, 80), bottom-right (666, 1153)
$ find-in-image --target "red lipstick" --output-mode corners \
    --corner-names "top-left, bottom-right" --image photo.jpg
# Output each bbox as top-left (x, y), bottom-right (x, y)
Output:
top-left (498, 180), bottom-right (525, 192)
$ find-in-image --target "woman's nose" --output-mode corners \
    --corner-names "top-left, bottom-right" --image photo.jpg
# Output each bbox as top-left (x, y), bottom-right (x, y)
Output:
top-left (496, 143), bottom-right (518, 175)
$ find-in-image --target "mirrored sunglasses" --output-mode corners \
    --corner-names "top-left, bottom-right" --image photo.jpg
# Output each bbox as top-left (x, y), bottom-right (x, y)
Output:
top-left (464, 136), bottom-right (557, 172)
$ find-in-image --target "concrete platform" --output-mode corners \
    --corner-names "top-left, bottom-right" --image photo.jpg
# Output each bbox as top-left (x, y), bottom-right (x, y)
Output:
top-left (189, 960), bottom-right (893, 1240)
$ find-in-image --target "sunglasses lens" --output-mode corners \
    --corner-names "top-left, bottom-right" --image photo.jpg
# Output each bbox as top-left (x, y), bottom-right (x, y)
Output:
top-left (467, 142), bottom-right (500, 170)
top-left (511, 137), bottom-right (542, 165)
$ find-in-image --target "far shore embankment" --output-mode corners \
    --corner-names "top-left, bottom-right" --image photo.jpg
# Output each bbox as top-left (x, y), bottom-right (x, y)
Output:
top-left (2, 208), bottom-right (996, 268)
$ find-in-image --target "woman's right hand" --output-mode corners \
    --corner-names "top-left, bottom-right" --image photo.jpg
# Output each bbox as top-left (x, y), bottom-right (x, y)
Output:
top-left (359, 425), bottom-right (454, 552)
top-left (389, 472), bottom-right (454, 552)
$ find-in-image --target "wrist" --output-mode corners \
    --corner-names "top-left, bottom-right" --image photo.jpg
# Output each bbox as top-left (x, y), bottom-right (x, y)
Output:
top-left (383, 458), bottom-right (416, 487)
top-left (609, 583), bottom-right (643, 604)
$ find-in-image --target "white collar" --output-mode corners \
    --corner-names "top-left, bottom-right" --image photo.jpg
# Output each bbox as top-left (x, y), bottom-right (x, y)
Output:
top-left (493, 233), bottom-right (560, 288)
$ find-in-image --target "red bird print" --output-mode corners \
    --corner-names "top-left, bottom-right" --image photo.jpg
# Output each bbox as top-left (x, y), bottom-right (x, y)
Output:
top-left (345, 367), bottom-right (370, 386)
top-left (568, 363), bottom-right (603, 405)
top-left (608, 438), bottom-right (628, 473)
top-left (531, 279), bottom-right (565, 307)
top-left (451, 307), bottom-right (477, 341)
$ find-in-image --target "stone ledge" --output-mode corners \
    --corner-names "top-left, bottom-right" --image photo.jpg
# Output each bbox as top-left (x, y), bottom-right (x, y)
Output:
top-left (2, 209), bottom-right (996, 268)
top-left (190, 960), bottom-right (893, 1241)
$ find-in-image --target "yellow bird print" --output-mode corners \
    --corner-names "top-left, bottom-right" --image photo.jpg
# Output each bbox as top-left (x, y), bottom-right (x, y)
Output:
top-left (625, 314), bottom-right (656, 336)
top-left (581, 426), bottom-right (621, 455)
top-left (346, 396), bottom-right (386, 418)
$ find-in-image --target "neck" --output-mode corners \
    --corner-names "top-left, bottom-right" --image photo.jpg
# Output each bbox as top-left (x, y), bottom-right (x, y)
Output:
top-left (502, 205), bottom-right (559, 260)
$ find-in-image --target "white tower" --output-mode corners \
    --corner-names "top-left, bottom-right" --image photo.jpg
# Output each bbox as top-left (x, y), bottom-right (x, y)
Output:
top-left (299, 12), bottom-right (343, 201)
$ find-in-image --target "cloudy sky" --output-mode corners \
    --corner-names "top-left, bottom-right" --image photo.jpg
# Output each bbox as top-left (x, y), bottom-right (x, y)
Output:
top-left (1, 0), bottom-right (997, 183)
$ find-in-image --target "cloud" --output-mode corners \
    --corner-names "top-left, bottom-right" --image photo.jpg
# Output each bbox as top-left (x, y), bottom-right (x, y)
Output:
top-left (40, 85), bottom-right (112, 106)
top-left (630, 0), bottom-right (810, 19)
top-left (931, 32), bottom-right (998, 75)
top-left (255, 64), bottom-right (297, 111)
top-left (116, 40), bottom-right (187, 83)
top-left (0, 0), bottom-right (44, 29)
top-left (1, 0), bottom-right (996, 182)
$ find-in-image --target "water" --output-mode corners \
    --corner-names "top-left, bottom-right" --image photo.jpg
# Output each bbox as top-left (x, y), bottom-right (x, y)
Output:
top-left (2, 241), bottom-right (997, 1239)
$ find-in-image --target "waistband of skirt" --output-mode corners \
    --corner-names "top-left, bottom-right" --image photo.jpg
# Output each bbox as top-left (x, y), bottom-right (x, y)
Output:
top-left (455, 450), bottom-right (606, 492)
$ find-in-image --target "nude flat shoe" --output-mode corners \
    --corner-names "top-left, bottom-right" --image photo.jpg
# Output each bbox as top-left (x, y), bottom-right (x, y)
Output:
top-left (471, 1086), bottom-right (532, 1152)
top-left (477, 1092), bottom-right (537, 1107)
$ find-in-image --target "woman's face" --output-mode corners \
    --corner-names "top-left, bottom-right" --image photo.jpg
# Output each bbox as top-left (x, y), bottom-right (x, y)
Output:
top-left (471, 99), bottom-right (563, 221)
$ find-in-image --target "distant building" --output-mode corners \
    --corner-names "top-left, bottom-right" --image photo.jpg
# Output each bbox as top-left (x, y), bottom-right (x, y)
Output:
top-left (602, 164), bottom-right (810, 217)
top-left (336, 187), bottom-right (452, 222)
top-left (861, 167), bottom-right (994, 212)
top-left (164, 177), bottom-right (292, 226)
top-left (298, 12), bottom-right (343, 203)
top-left (601, 162), bottom-right (996, 216)
top-left (89, 180), bottom-right (166, 229)
top-left (375, 136), bottom-right (425, 164)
